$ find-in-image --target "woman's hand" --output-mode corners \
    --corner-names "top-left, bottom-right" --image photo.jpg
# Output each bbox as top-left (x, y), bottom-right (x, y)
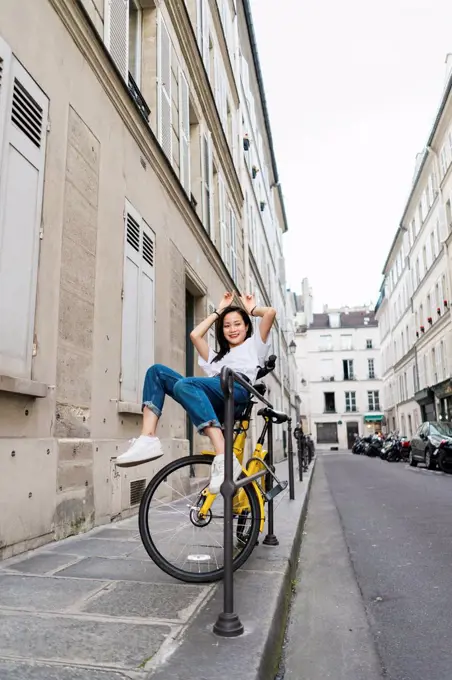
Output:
top-left (217, 292), bottom-right (234, 311)
top-left (240, 293), bottom-right (256, 315)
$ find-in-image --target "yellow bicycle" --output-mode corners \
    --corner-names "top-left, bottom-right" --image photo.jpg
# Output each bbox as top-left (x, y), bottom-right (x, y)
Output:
top-left (138, 357), bottom-right (288, 583)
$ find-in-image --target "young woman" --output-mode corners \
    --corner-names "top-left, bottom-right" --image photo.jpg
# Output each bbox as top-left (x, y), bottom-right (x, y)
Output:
top-left (116, 292), bottom-right (276, 493)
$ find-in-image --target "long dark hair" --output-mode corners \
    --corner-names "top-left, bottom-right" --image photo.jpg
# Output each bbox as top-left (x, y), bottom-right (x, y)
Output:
top-left (211, 306), bottom-right (253, 363)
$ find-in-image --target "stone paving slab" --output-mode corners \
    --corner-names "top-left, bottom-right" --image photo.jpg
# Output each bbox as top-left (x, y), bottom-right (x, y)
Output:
top-left (81, 581), bottom-right (207, 622)
top-left (0, 552), bottom-right (81, 575)
top-left (92, 527), bottom-right (139, 541)
top-left (0, 574), bottom-right (107, 612)
top-left (54, 556), bottom-right (179, 584)
top-left (0, 611), bottom-right (171, 668)
top-left (0, 660), bottom-right (136, 680)
top-left (47, 538), bottom-right (138, 558)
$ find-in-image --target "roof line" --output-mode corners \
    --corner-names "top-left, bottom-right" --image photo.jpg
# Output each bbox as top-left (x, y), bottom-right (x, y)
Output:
top-left (242, 0), bottom-right (289, 233)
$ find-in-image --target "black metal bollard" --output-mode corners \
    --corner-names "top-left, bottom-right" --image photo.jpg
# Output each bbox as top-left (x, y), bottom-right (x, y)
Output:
top-left (263, 419), bottom-right (279, 546)
top-left (287, 418), bottom-right (295, 500)
top-left (213, 368), bottom-right (244, 637)
top-left (297, 436), bottom-right (303, 482)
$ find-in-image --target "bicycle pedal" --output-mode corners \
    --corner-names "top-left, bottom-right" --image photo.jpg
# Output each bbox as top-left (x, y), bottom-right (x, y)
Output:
top-left (265, 480), bottom-right (288, 501)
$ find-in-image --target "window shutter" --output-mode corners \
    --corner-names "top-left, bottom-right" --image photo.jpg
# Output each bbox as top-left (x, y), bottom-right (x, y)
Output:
top-left (202, 0), bottom-right (210, 71)
top-left (104, 0), bottom-right (129, 79)
top-left (208, 301), bottom-right (217, 351)
top-left (208, 133), bottom-right (214, 238)
top-left (0, 57), bottom-right (48, 378)
top-left (157, 14), bottom-right (172, 160)
top-left (178, 69), bottom-right (190, 194)
top-left (218, 175), bottom-right (228, 265)
top-left (0, 36), bottom-right (12, 162)
top-left (121, 201), bottom-right (155, 403)
top-left (229, 207), bottom-right (237, 282)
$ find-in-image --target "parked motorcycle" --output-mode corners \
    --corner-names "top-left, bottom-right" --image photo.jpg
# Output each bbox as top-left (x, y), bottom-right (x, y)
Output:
top-left (434, 439), bottom-right (452, 473)
top-left (352, 435), bottom-right (365, 455)
top-left (365, 434), bottom-right (383, 458)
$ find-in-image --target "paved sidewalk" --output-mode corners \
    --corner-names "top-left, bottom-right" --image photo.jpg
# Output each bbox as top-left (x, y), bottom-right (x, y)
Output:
top-left (0, 459), bottom-right (315, 680)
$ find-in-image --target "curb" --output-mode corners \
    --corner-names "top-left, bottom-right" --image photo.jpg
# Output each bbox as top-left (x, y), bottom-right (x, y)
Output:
top-left (258, 457), bottom-right (317, 680)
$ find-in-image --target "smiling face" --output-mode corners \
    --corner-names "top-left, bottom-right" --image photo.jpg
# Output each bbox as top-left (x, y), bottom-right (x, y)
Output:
top-left (222, 310), bottom-right (249, 347)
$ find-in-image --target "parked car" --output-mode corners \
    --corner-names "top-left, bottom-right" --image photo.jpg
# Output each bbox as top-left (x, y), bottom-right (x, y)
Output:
top-left (409, 421), bottom-right (452, 470)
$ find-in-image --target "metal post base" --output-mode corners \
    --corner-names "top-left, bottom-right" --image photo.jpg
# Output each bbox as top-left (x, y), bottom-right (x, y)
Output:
top-left (213, 612), bottom-right (244, 637)
top-left (263, 533), bottom-right (279, 546)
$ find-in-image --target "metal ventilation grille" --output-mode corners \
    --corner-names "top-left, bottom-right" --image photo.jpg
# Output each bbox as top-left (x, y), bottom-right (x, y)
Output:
top-left (130, 478), bottom-right (146, 506)
top-left (142, 232), bottom-right (154, 267)
top-left (126, 213), bottom-right (140, 251)
top-left (11, 78), bottom-right (44, 149)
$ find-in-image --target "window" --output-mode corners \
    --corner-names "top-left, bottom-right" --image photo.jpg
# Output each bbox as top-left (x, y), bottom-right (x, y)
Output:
top-left (368, 359), bottom-right (375, 379)
top-left (197, 0), bottom-right (210, 71)
top-left (121, 201), bottom-right (155, 403)
top-left (431, 231), bottom-right (437, 260)
top-left (367, 391), bottom-right (380, 412)
top-left (157, 14), bottom-right (172, 159)
top-left (446, 200), bottom-right (452, 230)
top-left (0, 44), bottom-right (49, 379)
top-left (440, 340), bottom-right (447, 379)
top-left (415, 257), bottom-right (420, 285)
top-left (366, 339), bottom-right (373, 349)
top-left (422, 245), bottom-right (428, 274)
top-left (432, 347), bottom-right (438, 384)
top-left (436, 282), bottom-right (441, 310)
top-left (324, 392), bottom-right (336, 413)
top-left (345, 391), bottom-right (356, 412)
top-left (128, 0), bottom-right (142, 84)
top-left (202, 133), bottom-right (213, 235)
top-left (340, 334), bottom-right (352, 350)
top-left (442, 274), bottom-right (448, 303)
top-left (179, 70), bottom-right (190, 194)
top-left (343, 359), bottom-right (354, 380)
top-left (411, 218), bottom-right (416, 245)
top-left (316, 422), bottom-right (338, 444)
top-left (319, 334), bottom-right (332, 351)
top-left (320, 358), bottom-right (334, 381)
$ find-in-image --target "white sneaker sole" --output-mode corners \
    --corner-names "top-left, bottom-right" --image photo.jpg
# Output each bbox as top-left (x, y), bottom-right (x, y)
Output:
top-left (115, 450), bottom-right (164, 468)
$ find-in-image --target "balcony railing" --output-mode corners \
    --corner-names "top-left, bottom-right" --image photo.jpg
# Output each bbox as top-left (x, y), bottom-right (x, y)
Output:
top-left (128, 73), bottom-right (151, 122)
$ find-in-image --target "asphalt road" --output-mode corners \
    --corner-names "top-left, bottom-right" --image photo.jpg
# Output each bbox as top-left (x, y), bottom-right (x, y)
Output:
top-left (281, 453), bottom-right (452, 680)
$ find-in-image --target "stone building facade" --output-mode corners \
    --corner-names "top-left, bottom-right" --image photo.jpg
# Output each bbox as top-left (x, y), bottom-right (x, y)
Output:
top-left (0, 0), bottom-right (290, 558)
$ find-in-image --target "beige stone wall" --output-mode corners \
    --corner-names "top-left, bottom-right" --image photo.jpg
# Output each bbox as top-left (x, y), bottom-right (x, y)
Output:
top-left (0, 0), bottom-right (238, 558)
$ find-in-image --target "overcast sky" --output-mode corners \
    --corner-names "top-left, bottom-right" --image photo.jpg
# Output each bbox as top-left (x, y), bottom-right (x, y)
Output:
top-left (250, 0), bottom-right (452, 311)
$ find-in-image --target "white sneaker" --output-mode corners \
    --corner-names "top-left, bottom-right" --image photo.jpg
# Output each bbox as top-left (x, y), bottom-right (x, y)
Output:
top-left (116, 435), bottom-right (163, 468)
top-left (209, 453), bottom-right (242, 495)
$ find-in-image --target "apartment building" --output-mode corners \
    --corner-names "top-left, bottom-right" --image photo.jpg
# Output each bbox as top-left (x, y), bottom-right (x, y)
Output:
top-left (376, 62), bottom-right (452, 435)
top-left (0, 0), bottom-right (290, 558)
top-left (294, 294), bottom-right (383, 450)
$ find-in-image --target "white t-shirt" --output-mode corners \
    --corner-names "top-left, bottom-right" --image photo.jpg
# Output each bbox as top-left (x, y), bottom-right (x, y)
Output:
top-left (198, 330), bottom-right (271, 384)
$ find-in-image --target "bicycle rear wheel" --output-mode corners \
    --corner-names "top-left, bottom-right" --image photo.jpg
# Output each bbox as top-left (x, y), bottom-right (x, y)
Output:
top-left (138, 455), bottom-right (261, 583)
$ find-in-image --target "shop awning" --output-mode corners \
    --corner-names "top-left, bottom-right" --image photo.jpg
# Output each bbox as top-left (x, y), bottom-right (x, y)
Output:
top-left (364, 414), bottom-right (384, 422)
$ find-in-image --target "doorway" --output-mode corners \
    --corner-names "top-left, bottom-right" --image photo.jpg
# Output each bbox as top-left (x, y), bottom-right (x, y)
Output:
top-left (346, 422), bottom-right (359, 449)
top-left (185, 290), bottom-right (195, 454)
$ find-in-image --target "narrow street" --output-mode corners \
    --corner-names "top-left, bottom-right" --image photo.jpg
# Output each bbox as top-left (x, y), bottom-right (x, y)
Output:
top-left (282, 452), bottom-right (452, 680)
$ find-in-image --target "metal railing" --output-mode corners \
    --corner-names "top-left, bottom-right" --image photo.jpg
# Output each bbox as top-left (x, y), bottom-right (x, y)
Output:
top-left (213, 366), bottom-right (296, 637)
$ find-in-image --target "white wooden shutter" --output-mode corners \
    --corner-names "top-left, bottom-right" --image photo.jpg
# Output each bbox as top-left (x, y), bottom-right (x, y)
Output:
top-left (208, 301), bottom-right (217, 351)
top-left (0, 57), bottom-right (48, 378)
top-left (179, 69), bottom-right (190, 194)
top-left (104, 0), bottom-right (129, 79)
top-left (218, 174), bottom-right (228, 266)
top-left (229, 207), bottom-right (237, 282)
top-left (157, 14), bottom-right (172, 160)
top-left (0, 36), bottom-right (12, 163)
top-left (208, 133), bottom-right (214, 237)
top-left (121, 201), bottom-right (155, 403)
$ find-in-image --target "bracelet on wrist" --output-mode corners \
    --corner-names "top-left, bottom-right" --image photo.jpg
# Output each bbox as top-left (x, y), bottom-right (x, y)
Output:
top-left (250, 306), bottom-right (257, 316)
top-left (213, 310), bottom-right (220, 318)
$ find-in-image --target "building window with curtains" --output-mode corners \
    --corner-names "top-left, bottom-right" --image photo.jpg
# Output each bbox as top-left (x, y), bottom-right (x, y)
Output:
top-left (368, 390), bottom-right (380, 412)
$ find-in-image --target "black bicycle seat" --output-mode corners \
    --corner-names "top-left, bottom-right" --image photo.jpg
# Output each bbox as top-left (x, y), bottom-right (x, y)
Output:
top-left (257, 407), bottom-right (289, 424)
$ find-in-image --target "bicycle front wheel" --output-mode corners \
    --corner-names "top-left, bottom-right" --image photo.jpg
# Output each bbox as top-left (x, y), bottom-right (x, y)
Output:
top-left (138, 455), bottom-right (261, 583)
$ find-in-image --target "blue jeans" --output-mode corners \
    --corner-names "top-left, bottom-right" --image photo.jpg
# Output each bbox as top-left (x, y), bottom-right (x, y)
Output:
top-left (142, 364), bottom-right (250, 433)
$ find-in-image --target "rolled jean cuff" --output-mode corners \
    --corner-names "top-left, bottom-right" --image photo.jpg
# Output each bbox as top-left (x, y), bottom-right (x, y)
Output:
top-left (142, 401), bottom-right (162, 417)
top-left (197, 419), bottom-right (222, 434)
